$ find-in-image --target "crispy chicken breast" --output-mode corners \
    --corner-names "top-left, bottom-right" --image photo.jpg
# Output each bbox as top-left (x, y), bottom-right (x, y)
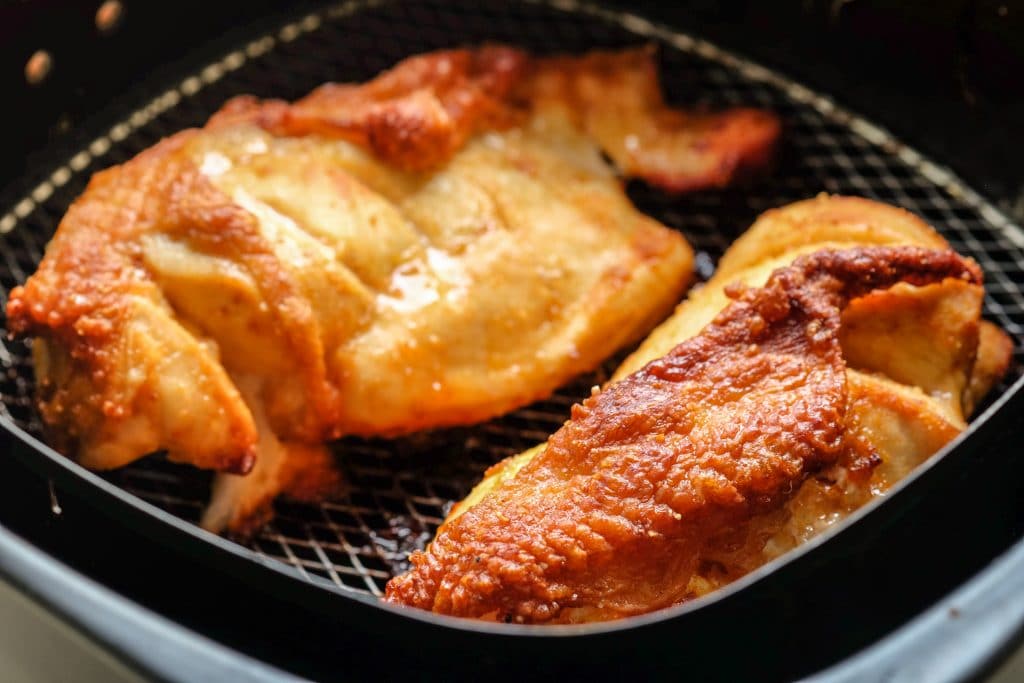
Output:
top-left (386, 196), bottom-right (1012, 622)
top-left (7, 46), bottom-right (780, 534)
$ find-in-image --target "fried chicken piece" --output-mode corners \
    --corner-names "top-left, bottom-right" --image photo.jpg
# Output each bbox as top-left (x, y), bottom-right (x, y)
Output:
top-left (8, 143), bottom-right (261, 474)
top-left (8, 46), bottom-right (781, 534)
top-left (388, 196), bottom-right (1013, 621)
top-left (385, 247), bottom-right (981, 622)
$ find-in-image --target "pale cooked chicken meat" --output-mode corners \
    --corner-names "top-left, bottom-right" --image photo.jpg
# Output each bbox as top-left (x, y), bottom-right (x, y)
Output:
top-left (7, 46), bottom-right (781, 534)
top-left (386, 196), bottom-right (1013, 622)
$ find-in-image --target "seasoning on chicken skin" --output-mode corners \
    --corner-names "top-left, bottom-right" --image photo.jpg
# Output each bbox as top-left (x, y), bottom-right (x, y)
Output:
top-left (385, 246), bottom-right (981, 622)
top-left (393, 196), bottom-right (1011, 622)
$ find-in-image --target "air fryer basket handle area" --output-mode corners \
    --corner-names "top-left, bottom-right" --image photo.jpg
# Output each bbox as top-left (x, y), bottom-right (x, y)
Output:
top-left (0, 524), bottom-right (303, 683)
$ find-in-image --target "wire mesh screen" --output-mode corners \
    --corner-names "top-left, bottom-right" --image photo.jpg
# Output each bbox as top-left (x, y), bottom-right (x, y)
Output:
top-left (0, 0), bottom-right (1021, 599)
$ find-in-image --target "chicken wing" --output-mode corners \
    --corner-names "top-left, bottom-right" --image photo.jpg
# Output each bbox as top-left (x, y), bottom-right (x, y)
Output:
top-left (7, 47), bottom-right (780, 534)
top-left (385, 246), bottom-right (982, 622)
top-left (386, 196), bottom-right (1013, 622)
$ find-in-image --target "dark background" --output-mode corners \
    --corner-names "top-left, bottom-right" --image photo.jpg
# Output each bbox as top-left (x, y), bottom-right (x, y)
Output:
top-left (2, 0), bottom-right (1023, 218)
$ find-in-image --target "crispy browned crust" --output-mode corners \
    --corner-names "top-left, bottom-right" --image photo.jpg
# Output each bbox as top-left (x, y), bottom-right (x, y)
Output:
top-left (208, 46), bottom-right (529, 171)
top-left (384, 247), bottom-right (980, 622)
top-left (6, 135), bottom-right (261, 473)
top-left (5, 131), bottom-right (350, 465)
top-left (7, 134), bottom-right (188, 344)
top-left (412, 196), bottom-right (1011, 621)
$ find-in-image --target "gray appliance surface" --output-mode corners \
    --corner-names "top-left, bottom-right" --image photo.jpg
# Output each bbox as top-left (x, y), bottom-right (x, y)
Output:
top-left (0, 576), bottom-right (142, 683)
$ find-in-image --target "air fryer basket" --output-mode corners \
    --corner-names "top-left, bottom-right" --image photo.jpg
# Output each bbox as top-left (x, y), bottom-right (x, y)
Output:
top-left (0, 0), bottom-right (1022, 669)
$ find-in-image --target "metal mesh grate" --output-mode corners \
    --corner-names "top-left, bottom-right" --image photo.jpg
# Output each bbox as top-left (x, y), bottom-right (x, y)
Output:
top-left (0, 0), bottom-right (1021, 599)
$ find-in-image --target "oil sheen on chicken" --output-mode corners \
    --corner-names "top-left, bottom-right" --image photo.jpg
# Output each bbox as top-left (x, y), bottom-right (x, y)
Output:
top-left (7, 46), bottom-right (782, 533)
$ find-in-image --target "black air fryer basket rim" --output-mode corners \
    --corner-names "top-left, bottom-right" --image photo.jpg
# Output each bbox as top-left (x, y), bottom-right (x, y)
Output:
top-left (0, 0), bottom-right (1022, 647)
top-left (5, 492), bottom-right (1024, 683)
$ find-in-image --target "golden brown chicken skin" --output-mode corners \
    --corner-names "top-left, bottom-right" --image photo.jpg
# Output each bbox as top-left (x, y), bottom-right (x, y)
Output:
top-left (7, 46), bottom-right (780, 534)
top-left (385, 247), bottom-right (981, 622)
top-left (390, 196), bottom-right (1013, 620)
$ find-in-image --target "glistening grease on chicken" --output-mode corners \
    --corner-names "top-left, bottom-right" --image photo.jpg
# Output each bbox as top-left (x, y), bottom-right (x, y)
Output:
top-left (386, 197), bottom-right (1012, 623)
top-left (6, 46), bottom-right (781, 534)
